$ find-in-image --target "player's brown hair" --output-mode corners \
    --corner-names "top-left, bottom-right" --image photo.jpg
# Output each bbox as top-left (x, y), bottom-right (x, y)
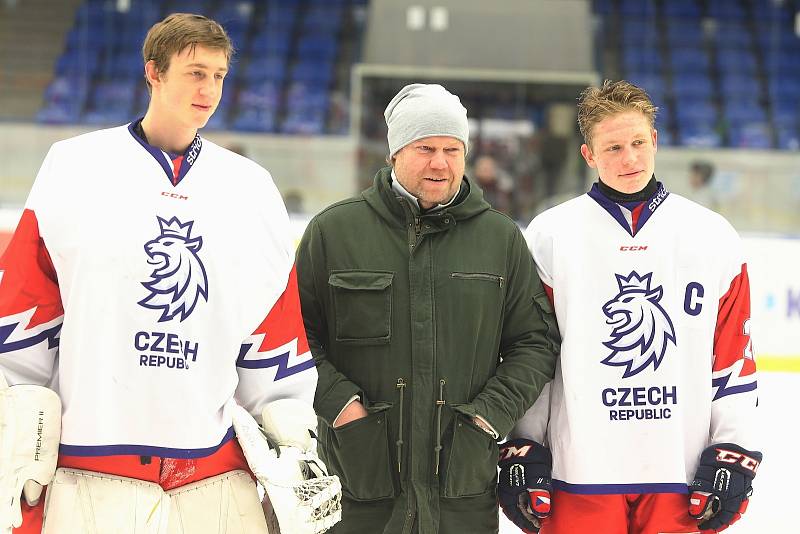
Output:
top-left (142, 13), bottom-right (234, 93)
top-left (577, 79), bottom-right (658, 148)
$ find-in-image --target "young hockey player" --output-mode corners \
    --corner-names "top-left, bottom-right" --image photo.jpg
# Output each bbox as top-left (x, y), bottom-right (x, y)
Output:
top-left (0, 13), bottom-right (335, 534)
top-left (498, 80), bottom-right (761, 534)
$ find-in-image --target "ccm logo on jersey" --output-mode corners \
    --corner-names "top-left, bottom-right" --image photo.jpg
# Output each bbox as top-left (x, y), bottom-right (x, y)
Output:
top-left (161, 192), bottom-right (189, 200)
top-left (716, 448), bottom-right (760, 473)
top-left (619, 245), bottom-right (648, 251)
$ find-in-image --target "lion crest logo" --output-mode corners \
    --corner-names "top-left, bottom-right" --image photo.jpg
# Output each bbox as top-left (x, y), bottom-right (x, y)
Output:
top-left (138, 216), bottom-right (208, 322)
top-left (601, 271), bottom-right (676, 378)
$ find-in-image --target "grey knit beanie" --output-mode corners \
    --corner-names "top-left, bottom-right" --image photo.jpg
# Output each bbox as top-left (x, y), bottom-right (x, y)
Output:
top-left (384, 83), bottom-right (469, 157)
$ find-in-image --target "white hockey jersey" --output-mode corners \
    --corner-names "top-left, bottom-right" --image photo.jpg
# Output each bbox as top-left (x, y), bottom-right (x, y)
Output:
top-left (0, 123), bottom-right (317, 458)
top-left (513, 182), bottom-right (758, 495)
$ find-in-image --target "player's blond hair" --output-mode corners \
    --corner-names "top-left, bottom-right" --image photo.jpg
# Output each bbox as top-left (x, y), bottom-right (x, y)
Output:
top-left (142, 13), bottom-right (234, 94)
top-left (577, 80), bottom-right (658, 148)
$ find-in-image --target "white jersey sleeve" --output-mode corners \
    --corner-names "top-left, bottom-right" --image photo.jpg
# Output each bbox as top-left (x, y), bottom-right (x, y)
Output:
top-left (706, 222), bottom-right (758, 450)
top-left (510, 213), bottom-right (559, 444)
top-left (0, 146), bottom-right (63, 387)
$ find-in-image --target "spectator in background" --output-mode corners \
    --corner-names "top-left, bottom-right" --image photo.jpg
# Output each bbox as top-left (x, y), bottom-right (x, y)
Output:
top-left (688, 160), bottom-right (719, 211)
top-left (472, 154), bottom-right (514, 216)
top-left (283, 189), bottom-right (305, 214)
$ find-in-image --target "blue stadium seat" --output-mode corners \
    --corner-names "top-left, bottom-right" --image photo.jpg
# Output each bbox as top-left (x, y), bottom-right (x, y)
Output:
top-left (55, 49), bottom-right (100, 77)
top-left (626, 73), bottom-right (664, 94)
top-left (622, 48), bottom-right (662, 73)
top-left (713, 22), bottom-right (753, 48)
top-left (675, 99), bottom-right (717, 123)
top-left (707, 0), bottom-right (747, 20)
top-left (592, 0), bottom-right (614, 15)
top-left (282, 105), bottom-right (328, 135)
top-left (302, 6), bottom-right (343, 33)
top-left (672, 72), bottom-right (713, 98)
top-left (656, 127), bottom-right (675, 146)
top-left (716, 49), bottom-right (758, 74)
top-left (719, 73), bottom-right (761, 99)
top-left (290, 59), bottom-right (333, 86)
top-left (621, 19), bottom-right (658, 45)
top-left (245, 55), bottom-right (287, 83)
top-left (723, 99), bottom-right (767, 124)
top-left (296, 34), bottom-right (339, 61)
top-left (663, 1), bottom-right (701, 18)
top-left (670, 47), bottom-right (711, 73)
top-left (728, 122), bottom-right (772, 148)
top-left (38, 75), bottom-right (91, 124)
top-left (776, 124), bottom-right (800, 149)
top-left (232, 107), bottom-right (278, 132)
top-left (678, 122), bottom-right (722, 148)
top-left (250, 31), bottom-right (292, 56)
top-left (771, 96), bottom-right (800, 122)
top-left (664, 18), bottom-right (704, 46)
top-left (619, 0), bottom-right (655, 17)
top-left (263, 5), bottom-right (298, 29)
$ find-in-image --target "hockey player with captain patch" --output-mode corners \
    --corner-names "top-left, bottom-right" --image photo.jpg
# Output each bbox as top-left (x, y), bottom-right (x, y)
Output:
top-left (498, 80), bottom-right (761, 534)
top-left (0, 13), bottom-right (339, 534)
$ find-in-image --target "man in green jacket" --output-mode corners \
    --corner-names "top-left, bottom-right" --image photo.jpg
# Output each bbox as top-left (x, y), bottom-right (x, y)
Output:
top-left (296, 83), bottom-right (560, 533)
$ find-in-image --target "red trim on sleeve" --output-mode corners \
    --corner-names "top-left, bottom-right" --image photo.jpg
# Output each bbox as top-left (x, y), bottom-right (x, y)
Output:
top-left (713, 264), bottom-right (755, 376)
top-left (0, 209), bottom-right (63, 328)
top-left (252, 265), bottom-right (310, 355)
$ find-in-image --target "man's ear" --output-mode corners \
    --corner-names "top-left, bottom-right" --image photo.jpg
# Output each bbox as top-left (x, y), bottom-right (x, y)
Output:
top-left (144, 60), bottom-right (161, 88)
top-left (580, 143), bottom-right (597, 169)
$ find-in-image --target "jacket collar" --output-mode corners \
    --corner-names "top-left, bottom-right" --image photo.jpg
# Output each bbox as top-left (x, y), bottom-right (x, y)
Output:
top-left (363, 167), bottom-right (490, 227)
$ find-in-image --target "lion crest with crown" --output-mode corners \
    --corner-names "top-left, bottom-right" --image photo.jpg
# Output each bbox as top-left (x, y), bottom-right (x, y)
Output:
top-left (139, 216), bottom-right (208, 322)
top-left (601, 271), bottom-right (676, 378)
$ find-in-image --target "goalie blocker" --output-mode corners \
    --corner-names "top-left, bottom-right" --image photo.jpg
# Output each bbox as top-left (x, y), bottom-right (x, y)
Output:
top-left (232, 399), bottom-right (342, 534)
top-left (0, 373), bottom-right (61, 534)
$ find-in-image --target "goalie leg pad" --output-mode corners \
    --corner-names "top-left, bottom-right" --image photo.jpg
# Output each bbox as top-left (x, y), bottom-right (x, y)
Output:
top-left (41, 468), bottom-right (170, 534)
top-left (0, 385), bottom-right (61, 531)
top-left (165, 470), bottom-right (270, 534)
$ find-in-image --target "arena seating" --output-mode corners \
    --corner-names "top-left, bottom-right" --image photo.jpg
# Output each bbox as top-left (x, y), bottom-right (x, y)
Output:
top-left (595, 0), bottom-right (800, 149)
top-left (37, 0), bottom-right (367, 135)
top-left (36, 0), bottom-right (800, 148)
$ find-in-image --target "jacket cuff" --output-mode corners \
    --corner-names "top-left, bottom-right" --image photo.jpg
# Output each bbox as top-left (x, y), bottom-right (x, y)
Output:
top-left (332, 395), bottom-right (362, 427)
top-left (468, 398), bottom-right (514, 438)
top-left (315, 382), bottom-right (364, 427)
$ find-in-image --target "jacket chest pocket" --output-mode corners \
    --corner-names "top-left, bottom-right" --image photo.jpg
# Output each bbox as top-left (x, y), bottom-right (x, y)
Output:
top-left (329, 271), bottom-right (394, 344)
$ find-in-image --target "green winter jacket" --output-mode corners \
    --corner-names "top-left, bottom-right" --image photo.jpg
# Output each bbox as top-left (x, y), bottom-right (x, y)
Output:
top-left (296, 168), bottom-right (559, 533)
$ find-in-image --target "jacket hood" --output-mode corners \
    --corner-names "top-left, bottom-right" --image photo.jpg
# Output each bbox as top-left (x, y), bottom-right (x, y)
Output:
top-left (363, 166), bottom-right (490, 227)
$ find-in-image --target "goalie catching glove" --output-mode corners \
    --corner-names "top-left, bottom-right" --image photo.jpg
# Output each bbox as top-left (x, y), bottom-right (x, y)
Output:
top-left (498, 438), bottom-right (552, 534)
top-left (232, 399), bottom-right (341, 534)
top-left (688, 443), bottom-right (762, 532)
top-left (0, 373), bottom-right (61, 533)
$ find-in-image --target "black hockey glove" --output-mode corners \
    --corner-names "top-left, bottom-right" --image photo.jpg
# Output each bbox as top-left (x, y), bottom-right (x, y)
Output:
top-left (688, 443), bottom-right (762, 532)
top-left (498, 439), bottom-right (552, 533)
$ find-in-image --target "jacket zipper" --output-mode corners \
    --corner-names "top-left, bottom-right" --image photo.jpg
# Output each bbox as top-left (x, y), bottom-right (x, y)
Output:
top-left (434, 378), bottom-right (446, 475)
top-left (450, 272), bottom-right (505, 288)
top-left (411, 215), bottom-right (421, 249)
top-left (396, 378), bottom-right (406, 474)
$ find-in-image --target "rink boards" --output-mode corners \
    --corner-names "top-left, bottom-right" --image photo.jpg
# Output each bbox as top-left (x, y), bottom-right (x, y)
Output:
top-left (1, 208), bottom-right (798, 370)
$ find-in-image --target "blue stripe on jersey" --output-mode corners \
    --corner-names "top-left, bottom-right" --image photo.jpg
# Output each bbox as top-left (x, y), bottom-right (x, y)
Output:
top-left (553, 479), bottom-right (689, 495)
top-left (127, 119), bottom-right (202, 187)
top-left (59, 426), bottom-right (235, 459)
